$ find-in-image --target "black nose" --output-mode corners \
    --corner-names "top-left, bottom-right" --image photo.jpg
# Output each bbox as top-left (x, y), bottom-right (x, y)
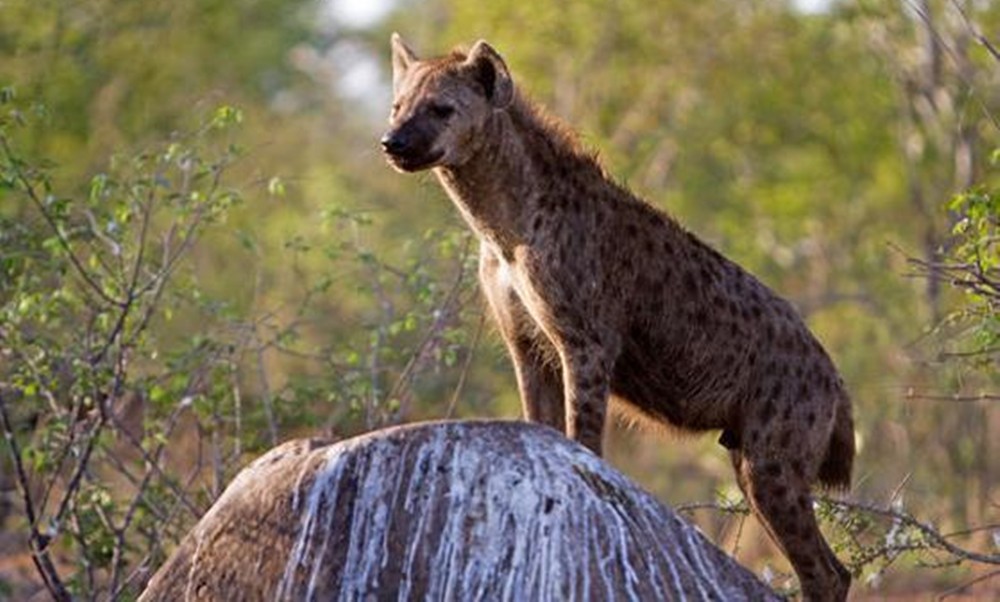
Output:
top-left (380, 131), bottom-right (408, 155)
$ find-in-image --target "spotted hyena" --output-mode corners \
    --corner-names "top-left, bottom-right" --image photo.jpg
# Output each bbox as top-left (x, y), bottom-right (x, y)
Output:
top-left (381, 34), bottom-right (855, 602)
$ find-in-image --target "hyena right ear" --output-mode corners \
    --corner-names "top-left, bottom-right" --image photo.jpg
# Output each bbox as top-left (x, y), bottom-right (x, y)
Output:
top-left (465, 40), bottom-right (514, 109)
top-left (391, 33), bottom-right (418, 95)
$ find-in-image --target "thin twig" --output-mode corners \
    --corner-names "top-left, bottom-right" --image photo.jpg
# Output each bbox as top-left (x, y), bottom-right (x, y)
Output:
top-left (253, 326), bottom-right (279, 446)
top-left (888, 472), bottom-right (912, 506)
top-left (936, 567), bottom-right (1000, 600)
top-left (730, 511), bottom-right (747, 559)
top-left (676, 499), bottom-right (749, 515)
top-left (0, 133), bottom-right (121, 307)
top-left (818, 496), bottom-right (1000, 566)
top-left (383, 236), bottom-right (476, 416)
top-left (68, 508), bottom-right (96, 601)
top-left (904, 391), bottom-right (1000, 402)
top-left (942, 523), bottom-right (1000, 539)
top-left (446, 311), bottom-right (486, 419)
top-left (902, 0), bottom-right (1000, 133)
top-left (0, 393), bottom-right (70, 601)
top-left (949, 0), bottom-right (1000, 63)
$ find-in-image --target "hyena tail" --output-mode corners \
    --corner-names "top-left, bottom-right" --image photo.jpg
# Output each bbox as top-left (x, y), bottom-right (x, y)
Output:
top-left (818, 396), bottom-right (855, 490)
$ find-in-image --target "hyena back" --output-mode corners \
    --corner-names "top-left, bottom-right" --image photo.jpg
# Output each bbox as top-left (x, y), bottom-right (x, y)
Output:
top-left (382, 34), bottom-right (854, 602)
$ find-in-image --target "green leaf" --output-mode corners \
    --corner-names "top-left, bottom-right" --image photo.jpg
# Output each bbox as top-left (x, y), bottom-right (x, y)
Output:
top-left (267, 176), bottom-right (286, 197)
top-left (210, 105), bottom-right (244, 130)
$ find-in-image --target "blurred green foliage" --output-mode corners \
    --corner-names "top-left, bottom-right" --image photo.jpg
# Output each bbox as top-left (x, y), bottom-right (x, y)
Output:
top-left (1, 0), bottom-right (998, 597)
top-left (946, 178), bottom-right (1000, 353)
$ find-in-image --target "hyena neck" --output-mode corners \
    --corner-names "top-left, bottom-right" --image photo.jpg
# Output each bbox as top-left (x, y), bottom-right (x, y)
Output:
top-left (435, 94), bottom-right (602, 256)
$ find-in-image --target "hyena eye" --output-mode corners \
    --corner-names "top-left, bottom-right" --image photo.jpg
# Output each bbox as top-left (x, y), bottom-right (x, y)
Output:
top-left (429, 103), bottom-right (455, 119)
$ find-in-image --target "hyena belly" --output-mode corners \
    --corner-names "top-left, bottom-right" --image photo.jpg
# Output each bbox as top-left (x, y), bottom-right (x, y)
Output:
top-left (601, 225), bottom-right (758, 432)
top-left (606, 230), bottom-right (836, 441)
top-left (611, 331), bottom-right (737, 431)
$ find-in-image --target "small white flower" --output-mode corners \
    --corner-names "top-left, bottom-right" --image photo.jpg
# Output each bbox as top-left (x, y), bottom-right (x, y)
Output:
top-left (761, 565), bottom-right (774, 584)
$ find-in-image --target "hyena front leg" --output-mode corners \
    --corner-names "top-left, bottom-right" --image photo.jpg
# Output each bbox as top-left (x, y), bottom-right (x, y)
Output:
top-left (479, 248), bottom-right (565, 432)
top-left (515, 250), bottom-right (620, 457)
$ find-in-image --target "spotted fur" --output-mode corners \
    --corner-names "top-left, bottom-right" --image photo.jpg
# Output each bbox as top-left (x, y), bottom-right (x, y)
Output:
top-left (382, 34), bottom-right (854, 601)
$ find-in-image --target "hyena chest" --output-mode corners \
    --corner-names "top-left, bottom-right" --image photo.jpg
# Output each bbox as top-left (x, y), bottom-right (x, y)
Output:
top-left (491, 251), bottom-right (554, 321)
top-left (482, 249), bottom-right (578, 348)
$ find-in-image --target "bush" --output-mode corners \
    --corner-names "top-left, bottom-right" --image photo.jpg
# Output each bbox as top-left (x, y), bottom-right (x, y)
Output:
top-left (0, 91), bottom-right (479, 599)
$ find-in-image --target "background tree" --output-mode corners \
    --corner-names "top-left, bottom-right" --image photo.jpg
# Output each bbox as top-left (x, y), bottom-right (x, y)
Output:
top-left (1, 0), bottom-right (998, 598)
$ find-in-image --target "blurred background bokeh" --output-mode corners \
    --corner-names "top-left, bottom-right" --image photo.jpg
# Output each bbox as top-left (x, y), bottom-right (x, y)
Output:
top-left (1, 0), bottom-right (998, 598)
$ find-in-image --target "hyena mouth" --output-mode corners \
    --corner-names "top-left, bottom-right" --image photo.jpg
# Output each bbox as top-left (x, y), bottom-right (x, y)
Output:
top-left (385, 149), bottom-right (445, 172)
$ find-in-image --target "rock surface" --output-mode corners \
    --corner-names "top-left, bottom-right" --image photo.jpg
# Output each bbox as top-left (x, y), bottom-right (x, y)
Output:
top-left (139, 420), bottom-right (778, 601)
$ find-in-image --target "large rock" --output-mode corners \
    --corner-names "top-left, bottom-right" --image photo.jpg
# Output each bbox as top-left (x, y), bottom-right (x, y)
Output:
top-left (140, 420), bottom-right (778, 601)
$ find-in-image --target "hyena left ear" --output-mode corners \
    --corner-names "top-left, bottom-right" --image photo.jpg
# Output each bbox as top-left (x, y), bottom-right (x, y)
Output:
top-left (391, 32), bottom-right (418, 95)
top-left (465, 40), bottom-right (514, 109)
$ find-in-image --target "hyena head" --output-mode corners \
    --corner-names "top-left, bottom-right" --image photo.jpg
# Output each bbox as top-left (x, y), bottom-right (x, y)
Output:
top-left (381, 34), bottom-right (514, 172)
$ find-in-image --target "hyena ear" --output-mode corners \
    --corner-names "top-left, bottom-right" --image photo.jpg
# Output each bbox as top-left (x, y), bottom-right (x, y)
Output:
top-left (391, 32), bottom-right (418, 95)
top-left (465, 40), bottom-right (514, 109)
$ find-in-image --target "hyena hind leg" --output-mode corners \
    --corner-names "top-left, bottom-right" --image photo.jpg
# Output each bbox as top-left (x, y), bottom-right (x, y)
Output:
top-left (731, 451), bottom-right (851, 602)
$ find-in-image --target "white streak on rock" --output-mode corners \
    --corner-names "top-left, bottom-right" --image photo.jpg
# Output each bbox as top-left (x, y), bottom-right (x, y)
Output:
top-left (140, 421), bottom-right (778, 602)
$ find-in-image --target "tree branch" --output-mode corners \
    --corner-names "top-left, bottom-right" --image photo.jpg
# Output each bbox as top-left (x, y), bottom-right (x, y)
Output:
top-left (0, 393), bottom-right (70, 601)
top-left (819, 496), bottom-right (1000, 566)
top-left (0, 133), bottom-right (122, 308)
